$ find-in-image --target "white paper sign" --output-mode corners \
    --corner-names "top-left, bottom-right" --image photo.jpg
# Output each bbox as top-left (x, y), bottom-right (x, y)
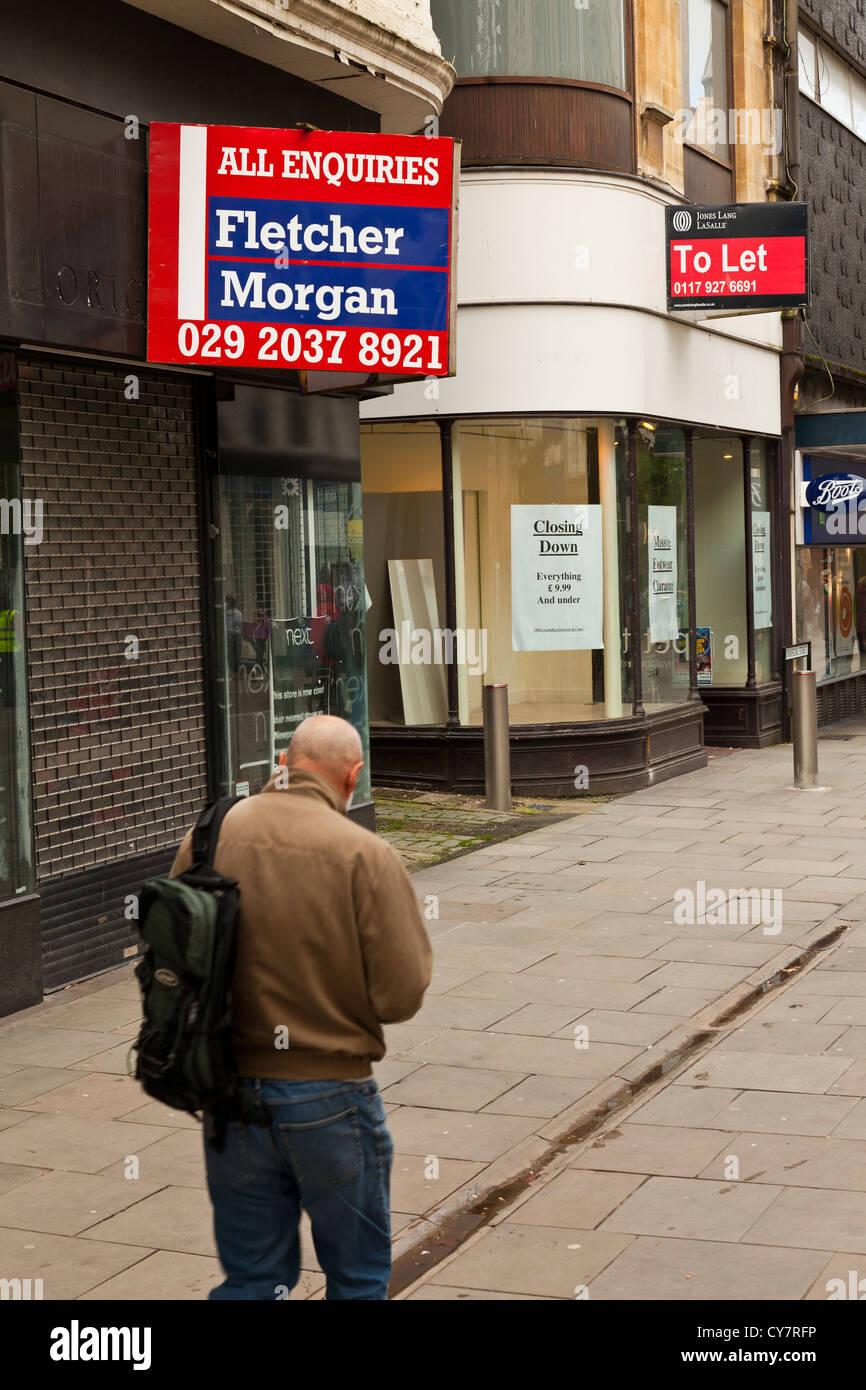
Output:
top-left (752, 510), bottom-right (773, 631)
top-left (511, 504), bottom-right (603, 651)
top-left (648, 504), bottom-right (678, 643)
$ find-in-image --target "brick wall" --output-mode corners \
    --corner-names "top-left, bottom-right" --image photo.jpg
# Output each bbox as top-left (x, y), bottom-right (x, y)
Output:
top-left (17, 359), bottom-right (207, 886)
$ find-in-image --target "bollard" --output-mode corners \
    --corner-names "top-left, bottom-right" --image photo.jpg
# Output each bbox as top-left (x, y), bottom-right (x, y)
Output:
top-left (792, 670), bottom-right (819, 789)
top-left (483, 683), bottom-right (512, 811)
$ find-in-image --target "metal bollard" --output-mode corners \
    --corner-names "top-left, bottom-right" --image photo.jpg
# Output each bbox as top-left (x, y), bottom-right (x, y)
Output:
top-left (792, 670), bottom-right (819, 789)
top-left (483, 683), bottom-right (512, 811)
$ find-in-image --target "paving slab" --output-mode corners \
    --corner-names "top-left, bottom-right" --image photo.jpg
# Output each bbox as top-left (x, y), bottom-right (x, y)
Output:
top-left (803, 1253), bottom-right (866, 1301)
top-left (507, 1169), bottom-right (645, 1230)
top-left (0, 1226), bottom-right (152, 1299)
top-left (0, 1169), bottom-right (164, 1235)
top-left (489, 1003), bottom-right (588, 1037)
top-left (81, 1185), bottom-right (217, 1257)
top-left (599, 1174), bottom-right (781, 1241)
top-left (381, 1064), bottom-right (526, 1112)
top-left (426, 1222), bottom-right (632, 1298)
top-left (675, 1050), bottom-right (854, 1093)
top-left (628, 1086), bottom-right (742, 1129)
top-left (481, 1075), bottom-right (598, 1118)
top-left (0, 1112), bottom-right (172, 1174)
top-left (403, 1029), bottom-right (641, 1080)
top-left (405, 1284), bottom-right (553, 1300)
top-left (78, 1250), bottom-right (229, 1301)
top-left (17, 1072), bottom-right (143, 1119)
top-left (0, 1030), bottom-right (114, 1069)
top-left (720, 1020), bottom-right (848, 1055)
top-left (587, 1235), bottom-right (829, 1301)
top-left (743, 1187), bottom-right (866, 1254)
top-left (552, 1010), bottom-right (681, 1046)
top-left (384, 1107), bottom-right (538, 1162)
top-left (699, 1131), bottom-right (866, 1191)
top-left (570, 1124), bottom-right (731, 1178)
top-left (390, 1153), bottom-right (484, 1216)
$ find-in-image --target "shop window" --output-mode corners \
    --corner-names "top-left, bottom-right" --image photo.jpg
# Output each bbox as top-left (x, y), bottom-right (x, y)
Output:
top-left (361, 422), bottom-right (446, 726)
top-left (680, 0), bottom-right (730, 160)
top-left (634, 424), bottom-right (691, 708)
top-left (796, 546), bottom-right (865, 682)
top-left (455, 417), bottom-right (633, 726)
top-left (431, 0), bottom-right (627, 90)
top-left (215, 473), bottom-right (370, 806)
top-left (0, 357), bottom-right (34, 899)
top-left (693, 435), bottom-right (749, 687)
top-left (749, 440), bottom-right (777, 683)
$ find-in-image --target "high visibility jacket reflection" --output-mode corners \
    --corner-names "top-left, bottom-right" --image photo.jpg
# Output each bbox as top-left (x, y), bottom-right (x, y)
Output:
top-left (0, 609), bottom-right (20, 653)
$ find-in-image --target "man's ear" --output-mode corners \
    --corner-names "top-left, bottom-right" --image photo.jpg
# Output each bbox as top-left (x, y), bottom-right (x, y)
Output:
top-left (346, 760), bottom-right (364, 795)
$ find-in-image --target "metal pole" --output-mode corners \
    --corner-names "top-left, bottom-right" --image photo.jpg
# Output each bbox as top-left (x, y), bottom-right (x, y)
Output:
top-left (483, 683), bottom-right (512, 811)
top-left (792, 670), bottom-right (818, 788)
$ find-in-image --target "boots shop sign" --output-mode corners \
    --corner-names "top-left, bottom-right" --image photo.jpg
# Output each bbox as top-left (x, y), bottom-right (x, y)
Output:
top-left (147, 124), bottom-right (459, 376)
top-left (666, 202), bottom-right (809, 313)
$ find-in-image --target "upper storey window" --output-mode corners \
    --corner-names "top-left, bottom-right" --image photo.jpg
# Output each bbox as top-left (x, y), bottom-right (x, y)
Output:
top-left (680, 0), bottom-right (730, 161)
top-left (431, 0), bottom-right (628, 91)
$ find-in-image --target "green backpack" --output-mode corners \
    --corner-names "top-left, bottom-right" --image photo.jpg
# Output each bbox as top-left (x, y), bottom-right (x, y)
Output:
top-left (131, 796), bottom-right (269, 1149)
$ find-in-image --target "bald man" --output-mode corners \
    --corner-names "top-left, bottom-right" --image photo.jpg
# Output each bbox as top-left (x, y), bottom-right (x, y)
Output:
top-left (170, 715), bottom-right (432, 1301)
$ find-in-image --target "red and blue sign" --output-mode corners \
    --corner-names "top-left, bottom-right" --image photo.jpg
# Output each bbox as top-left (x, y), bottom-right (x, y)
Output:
top-left (147, 124), bottom-right (458, 376)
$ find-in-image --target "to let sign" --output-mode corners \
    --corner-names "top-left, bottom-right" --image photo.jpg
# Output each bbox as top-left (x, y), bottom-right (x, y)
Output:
top-left (666, 202), bottom-right (809, 313)
top-left (147, 124), bottom-right (458, 375)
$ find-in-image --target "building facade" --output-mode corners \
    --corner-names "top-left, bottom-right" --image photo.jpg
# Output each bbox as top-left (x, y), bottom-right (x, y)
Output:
top-left (360, 0), bottom-right (793, 797)
top-left (0, 0), bottom-right (453, 1014)
top-left (793, 1), bottom-right (866, 724)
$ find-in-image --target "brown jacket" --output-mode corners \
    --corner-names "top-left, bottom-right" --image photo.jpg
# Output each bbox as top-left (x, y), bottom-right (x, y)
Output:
top-left (170, 768), bottom-right (432, 1080)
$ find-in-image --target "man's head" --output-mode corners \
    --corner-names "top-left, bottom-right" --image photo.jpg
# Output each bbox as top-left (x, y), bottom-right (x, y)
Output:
top-left (285, 715), bottom-right (364, 810)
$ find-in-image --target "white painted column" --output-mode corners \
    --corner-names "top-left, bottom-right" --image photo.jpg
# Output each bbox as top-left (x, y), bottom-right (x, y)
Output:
top-left (598, 419), bottom-right (623, 718)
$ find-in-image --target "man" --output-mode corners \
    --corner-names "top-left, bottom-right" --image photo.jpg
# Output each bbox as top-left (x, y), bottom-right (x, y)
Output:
top-left (170, 714), bottom-right (432, 1300)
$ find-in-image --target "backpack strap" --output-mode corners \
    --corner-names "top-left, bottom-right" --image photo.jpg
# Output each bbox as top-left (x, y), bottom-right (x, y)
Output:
top-left (191, 795), bottom-right (242, 869)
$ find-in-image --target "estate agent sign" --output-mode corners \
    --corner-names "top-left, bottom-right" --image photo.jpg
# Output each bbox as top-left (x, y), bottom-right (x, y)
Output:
top-left (666, 202), bottom-right (809, 314)
top-left (147, 124), bottom-right (458, 376)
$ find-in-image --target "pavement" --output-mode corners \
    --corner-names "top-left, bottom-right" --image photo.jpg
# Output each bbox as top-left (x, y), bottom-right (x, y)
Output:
top-left (2, 719), bottom-right (866, 1300)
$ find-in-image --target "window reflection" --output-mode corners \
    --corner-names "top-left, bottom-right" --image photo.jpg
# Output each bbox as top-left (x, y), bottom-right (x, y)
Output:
top-left (680, 0), bottom-right (730, 159)
top-left (216, 475), bottom-right (370, 805)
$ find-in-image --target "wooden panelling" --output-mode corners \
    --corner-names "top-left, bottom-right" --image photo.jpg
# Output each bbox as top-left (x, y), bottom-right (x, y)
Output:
top-left (370, 704), bottom-right (706, 798)
top-left (701, 683), bottom-right (783, 748)
top-left (683, 144), bottom-right (734, 204)
top-left (438, 79), bottom-right (635, 173)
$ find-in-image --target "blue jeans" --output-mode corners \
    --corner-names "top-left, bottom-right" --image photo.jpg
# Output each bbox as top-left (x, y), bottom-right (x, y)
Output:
top-left (204, 1077), bottom-right (394, 1301)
